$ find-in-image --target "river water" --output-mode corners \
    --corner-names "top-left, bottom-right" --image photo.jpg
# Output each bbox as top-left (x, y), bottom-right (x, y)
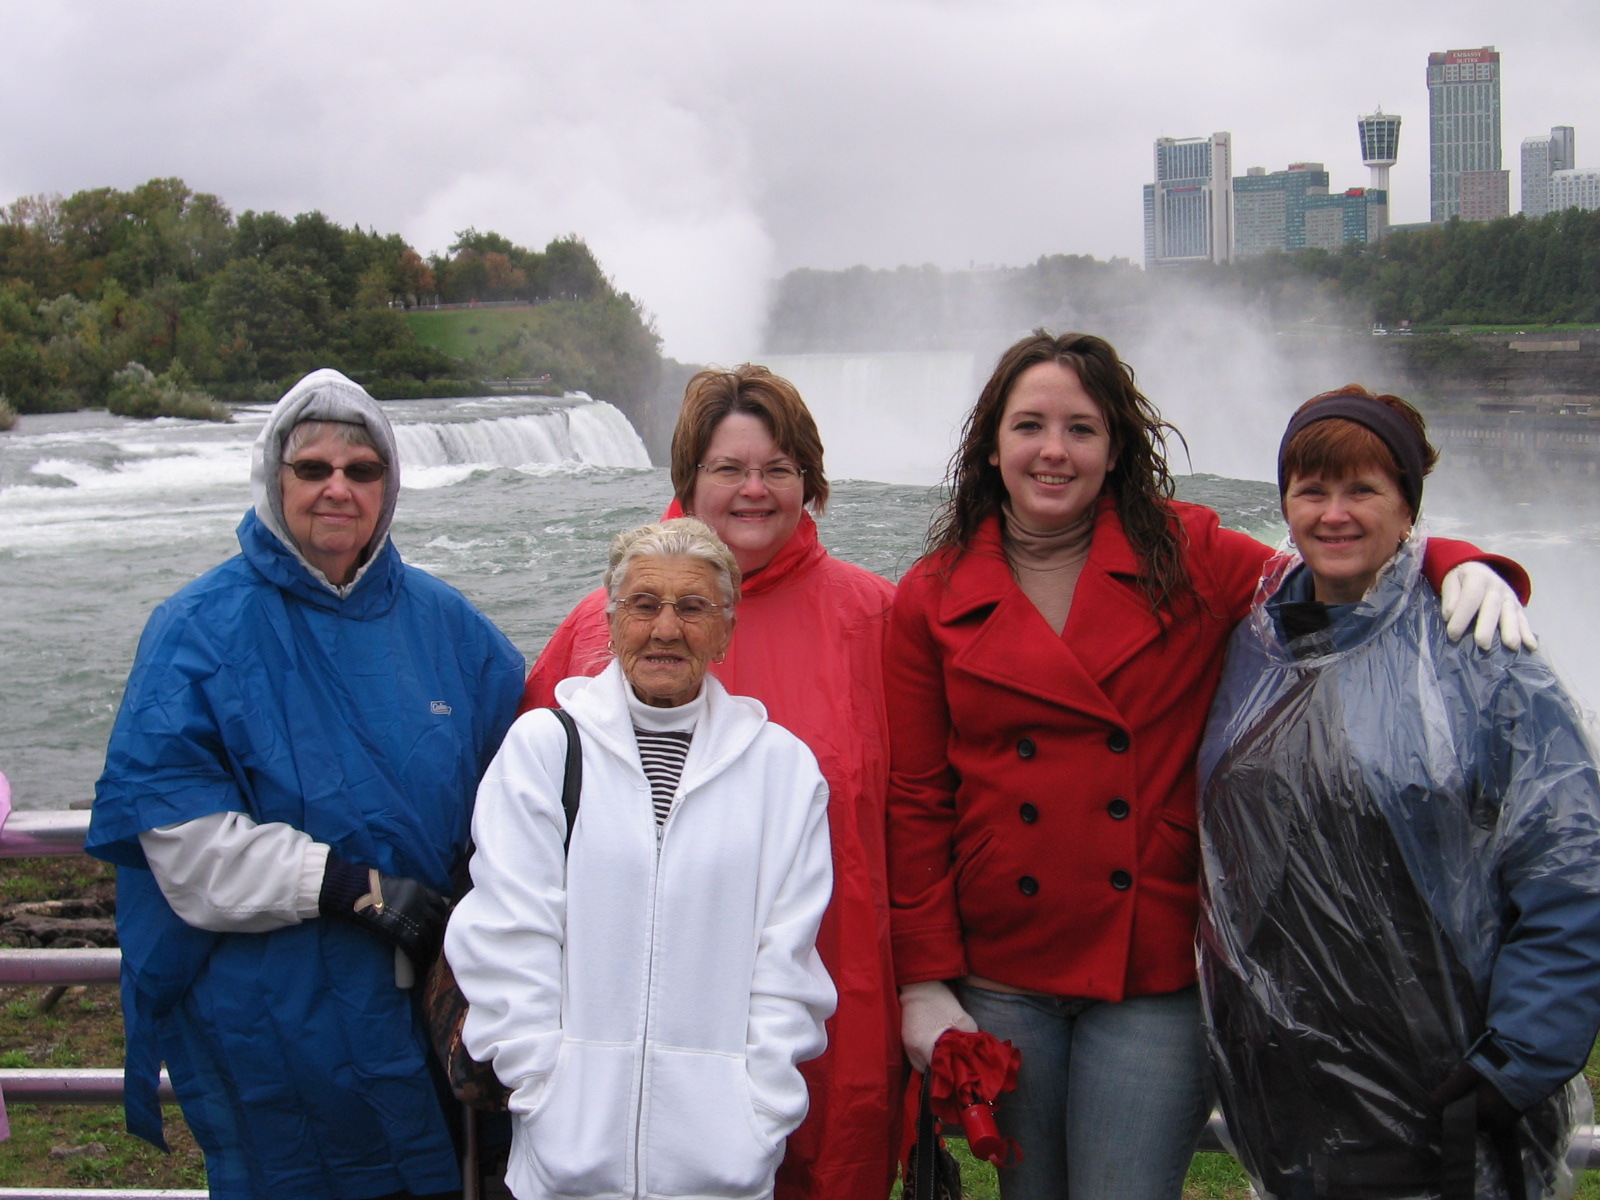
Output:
top-left (2, 384), bottom-right (1596, 812)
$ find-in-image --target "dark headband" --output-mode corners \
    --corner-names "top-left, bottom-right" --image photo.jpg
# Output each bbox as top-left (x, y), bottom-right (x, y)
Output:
top-left (1277, 396), bottom-right (1427, 515)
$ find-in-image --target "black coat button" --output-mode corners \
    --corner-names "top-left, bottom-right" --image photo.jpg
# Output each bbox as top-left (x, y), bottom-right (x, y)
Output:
top-left (1107, 729), bottom-right (1130, 753)
top-left (1110, 870), bottom-right (1132, 891)
top-left (1107, 798), bottom-right (1130, 820)
top-left (1019, 803), bottom-right (1038, 823)
top-left (1019, 875), bottom-right (1039, 896)
top-left (1017, 737), bottom-right (1036, 759)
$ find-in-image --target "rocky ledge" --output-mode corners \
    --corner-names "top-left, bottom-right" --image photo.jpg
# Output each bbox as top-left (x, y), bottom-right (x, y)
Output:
top-left (0, 895), bottom-right (118, 948)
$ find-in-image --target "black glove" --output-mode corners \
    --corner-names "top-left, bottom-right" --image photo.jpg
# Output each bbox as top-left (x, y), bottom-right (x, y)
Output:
top-left (319, 855), bottom-right (448, 967)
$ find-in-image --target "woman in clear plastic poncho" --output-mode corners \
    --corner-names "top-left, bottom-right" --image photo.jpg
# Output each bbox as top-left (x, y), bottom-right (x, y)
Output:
top-left (1197, 386), bottom-right (1600, 1200)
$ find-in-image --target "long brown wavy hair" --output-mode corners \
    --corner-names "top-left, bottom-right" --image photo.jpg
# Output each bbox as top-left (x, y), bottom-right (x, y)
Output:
top-left (927, 330), bottom-right (1196, 613)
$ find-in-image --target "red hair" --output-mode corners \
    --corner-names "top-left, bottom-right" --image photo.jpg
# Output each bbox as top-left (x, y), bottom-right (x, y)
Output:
top-left (1280, 385), bottom-right (1437, 515)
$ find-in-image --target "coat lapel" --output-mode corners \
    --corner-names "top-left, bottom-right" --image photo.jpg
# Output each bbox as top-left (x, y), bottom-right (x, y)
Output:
top-left (1065, 499), bottom-right (1169, 682)
top-left (936, 504), bottom-right (1165, 724)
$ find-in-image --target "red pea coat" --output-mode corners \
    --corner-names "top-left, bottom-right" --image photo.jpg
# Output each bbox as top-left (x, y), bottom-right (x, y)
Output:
top-left (885, 498), bottom-right (1525, 1001)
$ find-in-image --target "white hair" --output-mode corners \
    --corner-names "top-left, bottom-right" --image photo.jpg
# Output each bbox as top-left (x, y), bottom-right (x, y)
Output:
top-left (603, 517), bottom-right (741, 609)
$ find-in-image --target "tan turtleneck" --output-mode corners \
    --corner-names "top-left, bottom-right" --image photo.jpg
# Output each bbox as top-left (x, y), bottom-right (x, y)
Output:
top-left (1001, 500), bottom-right (1095, 636)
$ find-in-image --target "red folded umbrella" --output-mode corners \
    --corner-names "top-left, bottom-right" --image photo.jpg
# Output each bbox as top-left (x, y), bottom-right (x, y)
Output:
top-left (922, 1029), bottom-right (1024, 1168)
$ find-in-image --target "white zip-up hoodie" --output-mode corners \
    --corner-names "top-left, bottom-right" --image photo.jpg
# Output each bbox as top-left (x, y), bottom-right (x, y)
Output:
top-left (445, 662), bottom-right (836, 1200)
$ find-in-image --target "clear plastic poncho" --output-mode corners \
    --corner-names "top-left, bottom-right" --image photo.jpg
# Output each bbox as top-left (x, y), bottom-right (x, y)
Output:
top-left (1197, 525), bottom-right (1600, 1200)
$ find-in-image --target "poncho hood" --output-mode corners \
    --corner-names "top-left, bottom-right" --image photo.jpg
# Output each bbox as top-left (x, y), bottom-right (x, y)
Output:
top-left (250, 368), bottom-right (401, 597)
top-left (1243, 518), bottom-right (1428, 667)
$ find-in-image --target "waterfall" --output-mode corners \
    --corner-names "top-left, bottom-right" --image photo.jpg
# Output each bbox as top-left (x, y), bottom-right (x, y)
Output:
top-left (763, 352), bottom-right (979, 486)
top-left (392, 397), bottom-right (650, 471)
top-left (0, 395), bottom-right (652, 551)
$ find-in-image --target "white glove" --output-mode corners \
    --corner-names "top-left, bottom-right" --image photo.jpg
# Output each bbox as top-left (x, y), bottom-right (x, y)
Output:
top-left (1440, 562), bottom-right (1537, 652)
top-left (899, 980), bottom-right (979, 1073)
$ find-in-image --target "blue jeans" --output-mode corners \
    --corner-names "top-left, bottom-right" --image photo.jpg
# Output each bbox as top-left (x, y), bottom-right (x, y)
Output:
top-left (957, 983), bottom-right (1213, 1200)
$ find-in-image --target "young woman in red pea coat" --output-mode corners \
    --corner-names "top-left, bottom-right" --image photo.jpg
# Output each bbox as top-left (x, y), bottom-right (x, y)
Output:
top-left (884, 331), bottom-right (1531, 1200)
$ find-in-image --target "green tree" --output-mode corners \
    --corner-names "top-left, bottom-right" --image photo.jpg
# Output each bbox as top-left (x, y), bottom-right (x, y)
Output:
top-left (0, 194), bottom-right (73, 298)
top-left (540, 236), bottom-right (607, 302)
top-left (0, 281), bottom-right (56, 411)
top-left (206, 258), bottom-right (331, 385)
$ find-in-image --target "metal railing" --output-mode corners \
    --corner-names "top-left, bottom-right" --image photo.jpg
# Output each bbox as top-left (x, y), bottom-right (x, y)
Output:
top-left (0, 811), bottom-right (93, 859)
top-left (2, 812), bottom-right (203, 1199)
top-left (6, 807), bottom-right (1600, 1197)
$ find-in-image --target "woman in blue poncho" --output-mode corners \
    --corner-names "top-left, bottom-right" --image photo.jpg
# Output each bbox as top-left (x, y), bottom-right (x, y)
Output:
top-left (88, 369), bottom-right (526, 1200)
top-left (1198, 386), bottom-right (1600, 1200)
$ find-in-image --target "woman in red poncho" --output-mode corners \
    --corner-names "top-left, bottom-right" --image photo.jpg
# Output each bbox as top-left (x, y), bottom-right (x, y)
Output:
top-left (521, 364), bottom-right (901, 1200)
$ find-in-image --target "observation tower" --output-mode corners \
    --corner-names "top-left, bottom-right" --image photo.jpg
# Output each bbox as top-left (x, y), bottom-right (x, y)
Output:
top-left (1358, 109), bottom-right (1401, 194)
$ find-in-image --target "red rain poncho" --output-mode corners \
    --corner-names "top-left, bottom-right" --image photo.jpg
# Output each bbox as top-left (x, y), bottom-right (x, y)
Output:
top-left (521, 508), bottom-right (903, 1199)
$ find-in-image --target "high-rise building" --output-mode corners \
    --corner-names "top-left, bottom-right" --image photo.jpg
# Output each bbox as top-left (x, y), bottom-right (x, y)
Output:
top-left (1552, 168), bottom-right (1600, 213)
top-left (1427, 47), bottom-right (1504, 222)
top-left (1459, 170), bottom-right (1510, 221)
top-left (1524, 135), bottom-right (1555, 217)
top-left (1234, 163), bottom-right (1330, 257)
top-left (1304, 189), bottom-right (1389, 249)
top-left (1522, 127), bottom-right (1576, 218)
top-left (1232, 163), bottom-right (1386, 257)
top-left (1144, 132), bottom-right (1233, 267)
top-left (1552, 127), bottom-right (1577, 173)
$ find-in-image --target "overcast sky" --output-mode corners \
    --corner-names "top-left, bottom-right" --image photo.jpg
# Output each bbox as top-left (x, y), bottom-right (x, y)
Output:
top-left (4, 0), bottom-right (1597, 360)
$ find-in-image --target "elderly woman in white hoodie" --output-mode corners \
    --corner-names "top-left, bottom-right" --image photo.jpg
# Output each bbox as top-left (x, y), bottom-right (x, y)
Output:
top-left (446, 517), bottom-right (837, 1200)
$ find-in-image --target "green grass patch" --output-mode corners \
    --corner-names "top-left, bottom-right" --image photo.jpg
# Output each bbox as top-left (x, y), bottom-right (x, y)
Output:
top-left (1419, 322), bottom-right (1600, 335)
top-left (0, 981), bottom-right (206, 1190)
top-left (0, 857), bottom-right (114, 905)
top-left (0, 1101), bottom-right (206, 1190)
top-left (405, 308), bottom-right (547, 361)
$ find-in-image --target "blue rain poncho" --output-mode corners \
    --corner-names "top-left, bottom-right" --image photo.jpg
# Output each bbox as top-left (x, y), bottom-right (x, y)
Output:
top-left (88, 372), bottom-right (525, 1200)
top-left (1198, 527), bottom-right (1600, 1200)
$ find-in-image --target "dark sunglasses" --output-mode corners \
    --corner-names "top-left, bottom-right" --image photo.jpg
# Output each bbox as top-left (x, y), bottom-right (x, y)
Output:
top-left (282, 458), bottom-right (388, 484)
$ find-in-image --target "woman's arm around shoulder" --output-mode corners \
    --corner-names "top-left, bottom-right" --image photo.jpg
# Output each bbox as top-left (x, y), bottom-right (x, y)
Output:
top-left (1165, 500), bottom-right (1532, 624)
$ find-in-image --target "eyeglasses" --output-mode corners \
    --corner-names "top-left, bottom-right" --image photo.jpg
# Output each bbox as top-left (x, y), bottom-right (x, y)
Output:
top-left (697, 460), bottom-right (804, 489)
top-left (614, 593), bottom-right (723, 623)
top-left (282, 459), bottom-right (388, 484)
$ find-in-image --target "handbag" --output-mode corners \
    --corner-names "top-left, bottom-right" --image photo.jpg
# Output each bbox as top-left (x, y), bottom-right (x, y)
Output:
top-left (903, 1068), bottom-right (964, 1200)
top-left (424, 707), bottom-right (582, 1111)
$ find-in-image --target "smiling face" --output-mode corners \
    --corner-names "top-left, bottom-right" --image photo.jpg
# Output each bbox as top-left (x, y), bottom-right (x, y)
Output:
top-left (687, 412), bottom-right (804, 576)
top-left (279, 428), bottom-right (385, 585)
top-left (988, 361), bottom-right (1116, 532)
top-left (1283, 469), bottom-right (1413, 604)
top-left (610, 555), bottom-right (733, 708)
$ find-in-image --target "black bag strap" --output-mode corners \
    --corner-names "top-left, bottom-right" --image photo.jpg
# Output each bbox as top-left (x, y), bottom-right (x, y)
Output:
top-left (911, 1068), bottom-right (939, 1200)
top-left (549, 707), bottom-right (582, 853)
top-left (1440, 1090), bottom-right (1532, 1200)
top-left (452, 707), bottom-right (583, 895)
top-left (1439, 1093), bottom-right (1477, 1200)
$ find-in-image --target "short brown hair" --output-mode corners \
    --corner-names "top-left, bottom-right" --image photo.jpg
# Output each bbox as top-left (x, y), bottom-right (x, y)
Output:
top-left (1280, 385), bottom-right (1437, 517)
top-left (669, 365), bottom-right (829, 514)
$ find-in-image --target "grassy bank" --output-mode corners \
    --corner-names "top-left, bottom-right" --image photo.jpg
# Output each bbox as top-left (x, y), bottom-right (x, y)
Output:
top-left (406, 307), bottom-right (578, 373)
